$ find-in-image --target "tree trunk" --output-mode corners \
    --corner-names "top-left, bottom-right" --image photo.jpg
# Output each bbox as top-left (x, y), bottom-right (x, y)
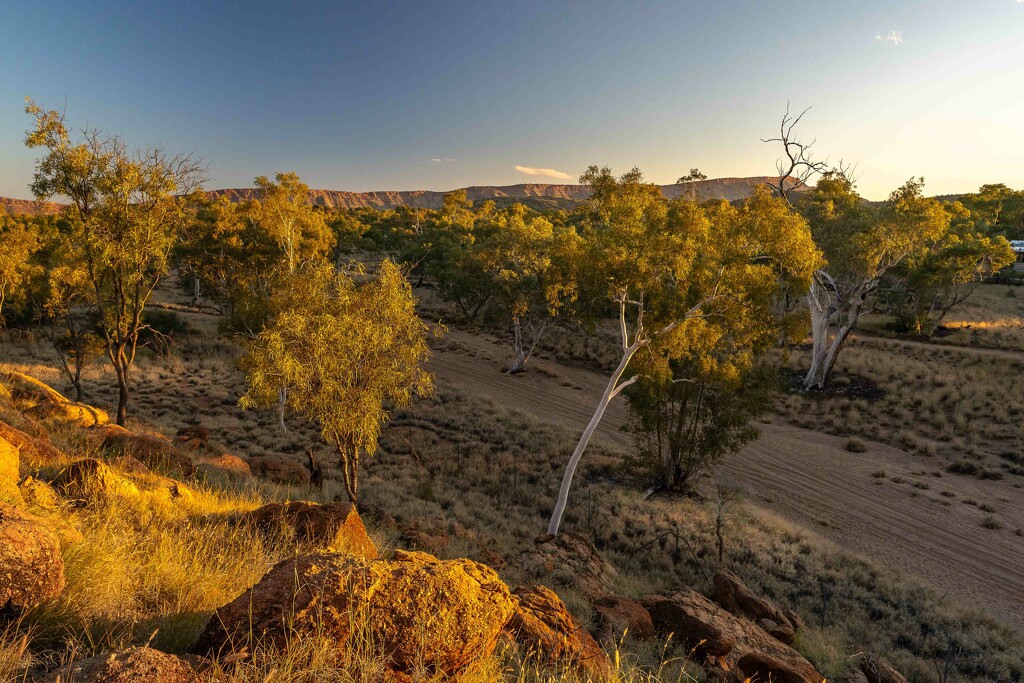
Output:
top-left (116, 374), bottom-right (129, 427)
top-left (277, 386), bottom-right (288, 432)
top-left (506, 319), bottom-right (547, 374)
top-left (548, 342), bottom-right (639, 536)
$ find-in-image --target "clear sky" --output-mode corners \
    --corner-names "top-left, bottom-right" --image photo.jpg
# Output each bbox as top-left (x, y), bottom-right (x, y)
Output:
top-left (2, 1), bottom-right (1022, 201)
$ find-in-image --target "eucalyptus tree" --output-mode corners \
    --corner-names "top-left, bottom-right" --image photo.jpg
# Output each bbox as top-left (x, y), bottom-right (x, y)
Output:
top-left (24, 99), bottom-right (206, 424)
top-left (240, 260), bottom-right (434, 504)
top-left (475, 204), bottom-right (583, 373)
top-left (798, 175), bottom-right (949, 390)
top-left (547, 166), bottom-right (820, 536)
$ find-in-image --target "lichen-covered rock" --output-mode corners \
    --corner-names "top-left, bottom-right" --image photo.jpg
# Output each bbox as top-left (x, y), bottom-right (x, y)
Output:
top-left (3, 371), bottom-right (68, 404)
top-left (52, 458), bottom-right (140, 503)
top-left (0, 502), bottom-right (65, 612)
top-left (33, 646), bottom-right (206, 683)
top-left (713, 570), bottom-right (797, 644)
top-left (641, 590), bottom-right (823, 683)
top-left (592, 595), bottom-right (655, 643)
top-left (238, 500), bottom-right (376, 558)
top-left (248, 454), bottom-right (309, 485)
top-left (0, 433), bottom-right (22, 506)
top-left (513, 532), bottom-right (617, 599)
top-left (192, 549), bottom-right (514, 680)
top-left (97, 427), bottom-right (193, 477)
top-left (506, 584), bottom-right (610, 679)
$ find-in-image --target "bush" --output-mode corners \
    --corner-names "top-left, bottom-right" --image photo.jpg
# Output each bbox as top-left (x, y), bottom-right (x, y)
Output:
top-left (980, 515), bottom-right (1003, 530)
top-left (947, 460), bottom-right (980, 475)
top-left (846, 438), bottom-right (868, 453)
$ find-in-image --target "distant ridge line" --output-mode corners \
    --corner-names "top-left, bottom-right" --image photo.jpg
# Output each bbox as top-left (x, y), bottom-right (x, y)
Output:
top-left (1, 176), bottom-right (795, 216)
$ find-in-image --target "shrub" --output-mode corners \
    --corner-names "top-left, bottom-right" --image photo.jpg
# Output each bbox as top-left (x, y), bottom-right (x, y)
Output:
top-left (947, 460), bottom-right (980, 475)
top-left (980, 515), bottom-right (1003, 530)
top-left (846, 438), bottom-right (868, 453)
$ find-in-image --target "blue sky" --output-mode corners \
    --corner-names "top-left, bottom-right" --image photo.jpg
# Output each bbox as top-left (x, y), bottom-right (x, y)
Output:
top-left (2, 0), bottom-right (1023, 200)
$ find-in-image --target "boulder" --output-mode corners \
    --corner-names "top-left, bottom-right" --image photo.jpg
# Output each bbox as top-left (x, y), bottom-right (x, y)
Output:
top-left (238, 501), bottom-right (376, 558)
top-left (713, 570), bottom-right (797, 644)
top-left (506, 584), bottom-right (610, 679)
top-left (26, 400), bottom-right (109, 428)
top-left (592, 595), bottom-right (655, 643)
top-left (858, 651), bottom-right (909, 683)
top-left (641, 590), bottom-right (823, 683)
top-left (19, 476), bottom-right (60, 511)
top-left (174, 425), bottom-right (211, 452)
top-left (33, 646), bottom-right (206, 683)
top-left (0, 502), bottom-right (65, 612)
top-left (249, 454), bottom-right (309, 485)
top-left (3, 371), bottom-right (67, 404)
top-left (513, 532), bottom-right (617, 600)
top-left (52, 458), bottom-right (140, 503)
top-left (97, 427), bottom-right (193, 477)
top-left (1, 434), bottom-right (22, 506)
top-left (195, 454), bottom-right (252, 485)
top-left (0, 420), bottom-right (62, 464)
top-left (2, 372), bottom-right (109, 428)
top-left (192, 549), bottom-right (514, 680)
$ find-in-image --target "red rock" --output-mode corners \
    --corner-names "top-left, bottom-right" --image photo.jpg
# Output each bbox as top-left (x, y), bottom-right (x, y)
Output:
top-left (239, 500), bottom-right (376, 558)
top-left (192, 550), bottom-right (514, 680)
top-left (33, 646), bottom-right (206, 682)
top-left (713, 570), bottom-right (797, 644)
top-left (97, 426), bottom-right (193, 477)
top-left (248, 454), bottom-right (309, 485)
top-left (0, 502), bottom-right (65, 612)
top-left (592, 595), bottom-right (655, 643)
top-left (506, 584), bottom-right (610, 679)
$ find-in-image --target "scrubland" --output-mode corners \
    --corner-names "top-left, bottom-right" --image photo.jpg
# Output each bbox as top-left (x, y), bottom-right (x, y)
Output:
top-left (2, 282), bottom-right (1024, 681)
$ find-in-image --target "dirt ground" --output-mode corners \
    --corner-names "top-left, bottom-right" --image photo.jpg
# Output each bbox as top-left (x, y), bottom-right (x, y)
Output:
top-left (429, 328), bottom-right (1024, 629)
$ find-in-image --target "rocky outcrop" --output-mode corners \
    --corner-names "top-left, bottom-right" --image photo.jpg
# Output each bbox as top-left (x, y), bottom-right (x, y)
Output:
top-left (238, 501), bottom-right (376, 558)
top-left (195, 454), bottom-right (252, 484)
top-left (513, 532), bottom-right (617, 599)
top-left (858, 651), bottom-right (909, 683)
top-left (97, 426), bottom-right (194, 477)
top-left (506, 585), bottom-right (610, 679)
top-left (33, 646), bottom-right (206, 683)
top-left (18, 476), bottom-right (59, 511)
top-left (713, 570), bottom-right (798, 644)
top-left (193, 549), bottom-right (514, 680)
top-left (0, 420), bottom-right (63, 464)
top-left (0, 434), bottom-right (22, 505)
top-left (592, 595), bottom-right (655, 643)
top-left (52, 458), bottom-right (140, 503)
top-left (2, 371), bottom-right (108, 428)
top-left (0, 502), bottom-right (65, 612)
top-left (248, 454), bottom-right (309, 485)
top-left (173, 425), bottom-right (210, 452)
top-left (641, 590), bottom-right (823, 683)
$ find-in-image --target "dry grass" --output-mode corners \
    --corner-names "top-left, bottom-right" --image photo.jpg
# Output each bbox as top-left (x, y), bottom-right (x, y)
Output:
top-left (1, 278), bottom-right (1023, 681)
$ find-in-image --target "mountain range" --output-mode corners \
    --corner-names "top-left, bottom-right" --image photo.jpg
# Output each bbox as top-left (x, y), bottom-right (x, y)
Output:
top-left (1, 176), bottom-right (791, 216)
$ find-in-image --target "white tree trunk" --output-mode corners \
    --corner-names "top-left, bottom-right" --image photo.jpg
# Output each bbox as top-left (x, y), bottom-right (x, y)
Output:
top-left (277, 386), bottom-right (288, 432)
top-left (547, 341), bottom-right (639, 536)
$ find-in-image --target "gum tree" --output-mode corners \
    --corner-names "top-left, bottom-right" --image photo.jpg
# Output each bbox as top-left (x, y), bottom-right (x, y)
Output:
top-left (239, 260), bottom-right (434, 504)
top-left (547, 166), bottom-right (820, 536)
top-left (24, 99), bottom-right (206, 424)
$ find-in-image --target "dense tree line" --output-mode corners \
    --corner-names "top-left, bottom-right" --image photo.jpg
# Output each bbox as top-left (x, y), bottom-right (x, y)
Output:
top-left (4, 99), bottom-right (1019, 514)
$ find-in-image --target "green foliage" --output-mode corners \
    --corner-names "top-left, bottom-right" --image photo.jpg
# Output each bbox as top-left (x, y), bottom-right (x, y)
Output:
top-left (24, 98), bottom-right (205, 424)
top-left (957, 183), bottom-right (1024, 240)
top-left (624, 358), bottom-right (774, 493)
top-left (0, 210), bottom-right (43, 325)
top-left (239, 260), bottom-right (434, 502)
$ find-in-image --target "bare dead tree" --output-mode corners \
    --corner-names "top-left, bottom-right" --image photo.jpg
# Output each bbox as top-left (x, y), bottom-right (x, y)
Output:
top-left (762, 104), bottom-right (830, 205)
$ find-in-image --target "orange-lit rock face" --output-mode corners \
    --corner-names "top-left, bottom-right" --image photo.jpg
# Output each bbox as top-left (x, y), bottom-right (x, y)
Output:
top-left (239, 500), bottom-right (377, 558)
top-left (0, 501), bottom-right (65, 612)
top-left (35, 646), bottom-right (204, 683)
top-left (193, 549), bottom-right (515, 678)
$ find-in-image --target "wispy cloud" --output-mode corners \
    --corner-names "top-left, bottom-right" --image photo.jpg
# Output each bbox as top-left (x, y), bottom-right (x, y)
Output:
top-left (514, 165), bottom-right (573, 180)
top-left (431, 158), bottom-right (457, 163)
top-left (876, 29), bottom-right (903, 46)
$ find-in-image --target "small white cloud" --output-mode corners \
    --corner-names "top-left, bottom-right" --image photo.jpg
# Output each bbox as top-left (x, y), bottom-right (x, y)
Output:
top-left (876, 29), bottom-right (903, 46)
top-left (431, 158), bottom-right (458, 163)
top-left (514, 165), bottom-right (573, 180)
